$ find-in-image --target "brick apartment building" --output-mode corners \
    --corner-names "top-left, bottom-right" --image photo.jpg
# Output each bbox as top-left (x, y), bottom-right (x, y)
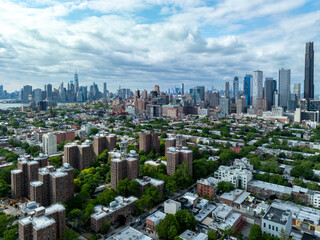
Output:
top-left (11, 156), bottom-right (74, 206)
top-left (19, 202), bottom-right (66, 240)
top-left (197, 177), bottom-right (220, 199)
top-left (166, 146), bottom-right (193, 176)
top-left (139, 131), bottom-right (160, 154)
top-left (110, 141), bottom-right (139, 189)
top-left (135, 176), bottom-right (165, 197)
top-left (93, 133), bottom-right (117, 157)
top-left (91, 196), bottom-right (138, 233)
top-left (63, 140), bottom-right (93, 171)
top-left (53, 130), bottom-right (76, 144)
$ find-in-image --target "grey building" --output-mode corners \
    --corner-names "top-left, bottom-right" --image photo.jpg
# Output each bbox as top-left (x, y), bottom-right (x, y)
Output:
top-left (220, 96), bottom-right (230, 115)
top-left (225, 82), bottom-right (230, 98)
top-left (252, 70), bottom-right (263, 108)
top-left (190, 86), bottom-right (205, 105)
top-left (264, 78), bottom-right (277, 110)
top-left (233, 77), bottom-right (239, 102)
top-left (278, 68), bottom-right (291, 109)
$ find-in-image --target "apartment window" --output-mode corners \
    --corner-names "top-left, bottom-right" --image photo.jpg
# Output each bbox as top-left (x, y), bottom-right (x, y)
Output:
top-left (272, 226), bottom-right (274, 230)
top-left (276, 227), bottom-right (278, 231)
top-left (269, 224), bottom-right (271, 229)
top-left (264, 223), bottom-right (266, 228)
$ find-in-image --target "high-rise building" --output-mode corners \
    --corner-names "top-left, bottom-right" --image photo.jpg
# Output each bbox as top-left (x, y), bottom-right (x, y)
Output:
top-left (103, 82), bottom-right (107, 97)
top-left (190, 86), bottom-right (205, 104)
top-left (63, 140), bottom-right (94, 171)
top-left (139, 131), bottom-right (160, 154)
top-left (244, 75), bottom-right (252, 106)
top-left (110, 141), bottom-right (139, 189)
top-left (225, 82), bottom-right (230, 98)
top-left (166, 146), bottom-right (193, 176)
top-left (74, 71), bottom-right (79, 92)
top-left (21, 85), bottom-right (32, 103)
top-left (252, 70), bottom-right (263, 108)
top-left (304, 42), bottom-right (314, 99)
top-left (294, 83), bottom-right (301, 104)
top-left (233, 77), bottom-right (239, 101)
top-left (46, 84), bottom-right (52, 100)
top-left (220, 96), bottom-right (230, 115)
top-left (278, 68), bottom-right (291, 109)
top-left (181, 83), bottom-right (184, 95)
top-left (42, 133), bottom-right (57, 156)
top-left (236, 96), bottom-right (246, 114)
top-left (264, 78), bottom-right (277, 110)
top-left (93, 134), bottom-right (117, 157)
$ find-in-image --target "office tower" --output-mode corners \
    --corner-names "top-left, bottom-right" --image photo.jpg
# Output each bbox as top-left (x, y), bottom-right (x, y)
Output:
top-left (233, 77), bottom-right (239, 101)
top-left (19, 203), bottom-right (66, 240)
top-left (63, 140), bottom-right (94, 171)
top-left (103, 82), bottom-right (107, 97)
top-left (42, 133), bottom-right (57, 156)
top-left (278, 68), bottom-right (291, 109)
top-left (21, 85), bottom-right (32, 103)
top-left (236, 96), bottom-right (246, 114)
top-left (225, 82), bottom-right (230, 98)
top-left (93, 134), bottom-right (117, 157)
top-left (154, 85), bottom-right (160, 95)
top-left (252, 70), bottom-right (263, 108)
top-left (244, 75), bottom-right (252, 106)
top-left (190, 86), bottom-right (205, 104)
top-left (139, 131), bottom-right (160, 154)
top-left (110, 141), bottom-right (139, 189)
top-left (264, 78), bottom-right (276, 110)
top-left (304, 42), bottom-right (314, 99)
top-left (220, 96), bottom-right (230, 115)
top-left (181, 83), bottom-right (184, 95)
top-left (33, 88), bottom-right (42, 102)
top-left (166, 146), bottom-right (193, 176)
top-left (274, 91), bottom-right (279, 108)
top-left (294, 83), bottom-right (301, 102)
top-left (74, 71), bottom-right (79, 92)
top-left (46, 84), bottom-right (52, 100)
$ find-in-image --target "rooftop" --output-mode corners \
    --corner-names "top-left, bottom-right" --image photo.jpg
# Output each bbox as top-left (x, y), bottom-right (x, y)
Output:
top-left (106, 226), bottom-right (152, 240)
top-left (263, 206), bottom-right (291, 225)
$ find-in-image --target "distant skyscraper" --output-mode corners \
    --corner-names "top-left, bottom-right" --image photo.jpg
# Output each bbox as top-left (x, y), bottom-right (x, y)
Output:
top-left (244, 75), bottom-right (252, 106)
top-left (233, 77), bottom-right (239, 101)
top-left (74, 71), bottom-right (79, 92)
top-left (33, 88), bottom-right (42, 102)
top-left (264, 78), bottom-right (276, 110)
top-left (21, 85), bottom-right (32, 103)
top-left (252, 70), bottom-right (263, 108)
top-left (46, 84), bottom-right (52, 100)
top-left (190, 86), bottom-right (205, 104)
top-left (278, 68), bottom-right (291, 109)
top-left (304, 42), bottom-right (314, 99)
top-left (225, 82), bottom-right (229, 98)
top-left (220, 96), bottom-right (230, 115)
top-left (294, 83), bottom-right (301, 102)
top-left (103, 82), bottom-right (107, 97)
top-left (181, 83), bottom-right (184, 95)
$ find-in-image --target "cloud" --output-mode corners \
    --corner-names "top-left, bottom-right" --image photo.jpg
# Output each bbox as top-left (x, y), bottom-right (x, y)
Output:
top-left (0, 0), bottom-right (319, 94)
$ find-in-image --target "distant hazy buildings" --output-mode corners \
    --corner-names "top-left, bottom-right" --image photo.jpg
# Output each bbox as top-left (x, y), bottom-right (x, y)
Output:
top-left (190, 86), bottom-right (205, 104)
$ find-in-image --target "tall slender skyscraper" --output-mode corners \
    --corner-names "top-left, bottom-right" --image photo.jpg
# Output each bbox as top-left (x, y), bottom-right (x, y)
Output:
top-left (278, 68), bottom-right (291, 109)
top-left (181, 83), bottom-right (184, 95)
top-left (74, 71), bottom-right (79, 92)
top-left (103, 82), bottom-right (107, 97)
top-left (252, 70), bottom-right (263, 108)
top-left (233, 77), bottom-right (239, 101)
top-left (264, 78), bottom-right (276, 110)
top-left (294, 83), bottom-right (301, 102)
top-left (225, 82), bottom-right (229, 98)
top-left (244, 75), bottom-right (252, 106)
top-left (304, 42), bottom-right (314, 99)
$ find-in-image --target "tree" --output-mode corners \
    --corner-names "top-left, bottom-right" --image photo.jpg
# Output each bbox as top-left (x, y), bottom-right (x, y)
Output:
top-left (156, 214), bottom-right (180, 240)
top-left (0, 179), bottom-right (10, 197)
top-left (219, 149), bottom-right (237, 165)
top-left (48, 155), bottom-right (63, 168)
top-left (95, 189), bottom-right (116, 206)
top-left (3, 225), bottom-right (18, 240)
top-left (208, 231), bottom-right (217, 240)
top-left (102, 221), bottom-right (111, 234)
top-left (116, 178), bottom-right (140, 197)
top-left (61, 228), bottom-right (80, 240)
top-left (249, 224), bottom-right (262, 240)
top-left (217, 181), bottom-right (235, 193)
top-left (90, 128), bottom-right (99, 135)
top-left (175, 210), bottom-right (197, 232)
top-left (279, 228), bottom-right (288, 240)
top-left (172, 163), bottom-right (194, 189)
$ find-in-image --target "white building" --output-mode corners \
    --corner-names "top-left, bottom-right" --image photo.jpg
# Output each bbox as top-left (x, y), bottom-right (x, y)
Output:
top-left (262, 204), bottom-right (292, 238)
top-left (252, 70), bottom-right (263, 108)
top-left (214, 165), bottom-right (252, 190)
top-left (42, 133), bottom-right (57, 156)
top-left (278, 68), bottom-right (291, 109)
top-left (164, 199), bottom-right (181, 214)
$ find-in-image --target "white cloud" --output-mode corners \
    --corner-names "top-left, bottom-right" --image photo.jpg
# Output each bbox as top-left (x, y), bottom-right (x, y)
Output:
top-left (0, 0), bottom-right (319, 93)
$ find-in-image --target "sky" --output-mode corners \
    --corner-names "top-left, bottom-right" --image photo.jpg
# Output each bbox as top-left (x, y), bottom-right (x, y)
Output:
top-left (0, 0), bottom-right (319, 93)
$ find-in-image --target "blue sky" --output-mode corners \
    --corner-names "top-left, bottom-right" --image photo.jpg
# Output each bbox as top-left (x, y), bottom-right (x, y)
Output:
top-left (0, 0), bottom-right (319, 93)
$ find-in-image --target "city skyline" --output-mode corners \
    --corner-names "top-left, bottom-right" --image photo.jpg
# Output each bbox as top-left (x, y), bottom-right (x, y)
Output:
top-left (0, 0), bottom-right (319, 93)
